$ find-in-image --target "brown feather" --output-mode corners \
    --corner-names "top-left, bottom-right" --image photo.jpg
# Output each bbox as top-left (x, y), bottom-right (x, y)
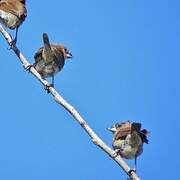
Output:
top-left (0, 0), bottom-right (27, 28)
top-left (34, 44), bottom-right (66, 63)
top-left (114, 122), bottom-right (132, 140)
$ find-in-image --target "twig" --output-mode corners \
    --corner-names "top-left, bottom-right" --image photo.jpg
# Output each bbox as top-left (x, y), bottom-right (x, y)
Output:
top-left (0, 25), bottom-right (140, 180)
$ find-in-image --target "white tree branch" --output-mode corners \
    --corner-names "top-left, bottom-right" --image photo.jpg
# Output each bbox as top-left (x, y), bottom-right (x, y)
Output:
top-left (0, 25), bottom-right (140, 180)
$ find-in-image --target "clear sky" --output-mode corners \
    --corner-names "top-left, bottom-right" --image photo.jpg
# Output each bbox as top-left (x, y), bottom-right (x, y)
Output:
top-left (0, 0), bottom-right (179, 179)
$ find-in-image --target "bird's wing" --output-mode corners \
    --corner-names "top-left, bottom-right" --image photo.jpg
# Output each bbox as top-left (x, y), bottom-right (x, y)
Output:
top-left (51, 45), bottom-right (65, 69)
top-left (115, 124), bottom-right (132, 140)
top-left (34, 47), bottom-right (43, 63)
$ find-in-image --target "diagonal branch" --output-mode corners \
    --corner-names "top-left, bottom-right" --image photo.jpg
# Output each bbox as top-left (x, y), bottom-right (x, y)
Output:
top-left (0, 25), bottom-right (140, 180)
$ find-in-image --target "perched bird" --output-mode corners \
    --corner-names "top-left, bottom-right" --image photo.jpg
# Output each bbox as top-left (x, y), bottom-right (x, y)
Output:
top-left (0, 0), bottom-right (27, 44)
top-left (108, 121), bottom-right (149, 170)
top-left (33, 33), bottom-right (73, 91)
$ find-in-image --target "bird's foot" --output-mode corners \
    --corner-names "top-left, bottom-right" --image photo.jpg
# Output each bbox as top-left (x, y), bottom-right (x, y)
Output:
top-left (44, 83), bottom-right (54, 94)
top-left (8, 37), bottom-right (17, 50)
top-left (112, 149), bottom-right (120, 158)
top-left (8, 41), bottom-right (15, 50)
top-left (128, 168), bottom-right (136, 176)
top-left (24, 64), bottom-right (33, 72)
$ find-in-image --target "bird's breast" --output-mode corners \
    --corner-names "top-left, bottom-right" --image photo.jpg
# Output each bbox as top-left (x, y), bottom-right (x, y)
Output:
top-left (113, 135), bottom-right (143, 159)
top-left (0, 10), bottom-right (19, 29)
top-left (119, 144), bottom-right (139, 159)
top-left (34, 57), bottom-right (62, 78)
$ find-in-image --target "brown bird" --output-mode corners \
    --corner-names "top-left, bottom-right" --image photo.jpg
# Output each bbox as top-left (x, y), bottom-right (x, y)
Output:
top-left (0, 0), bottom-right (27, 44)
top-left (33, 33), bottom-right (73, 91)
top-left (108, 121), bottom-right (149, 171)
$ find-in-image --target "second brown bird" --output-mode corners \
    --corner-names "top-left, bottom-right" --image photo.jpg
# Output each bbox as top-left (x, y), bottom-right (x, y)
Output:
top-left (108, 121), bottom-right (149, 171)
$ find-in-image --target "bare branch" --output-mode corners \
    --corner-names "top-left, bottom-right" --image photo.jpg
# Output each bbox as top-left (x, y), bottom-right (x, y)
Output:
top-left (0, 25), bottom-right (140, 180)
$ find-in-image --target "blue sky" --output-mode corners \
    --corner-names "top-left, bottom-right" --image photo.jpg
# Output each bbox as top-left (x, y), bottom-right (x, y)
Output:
top-left (0, 0), bottom-right (179, 179)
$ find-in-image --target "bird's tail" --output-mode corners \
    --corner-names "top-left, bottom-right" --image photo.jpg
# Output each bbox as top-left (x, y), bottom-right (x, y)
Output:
top-left (43, 33), bottom-right (51, 52)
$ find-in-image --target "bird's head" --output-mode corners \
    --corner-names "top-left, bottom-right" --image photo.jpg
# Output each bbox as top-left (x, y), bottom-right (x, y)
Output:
top-left (107, 121), bottom-right (131, 133)
top-left (63, 47), bottom-right (73, 59)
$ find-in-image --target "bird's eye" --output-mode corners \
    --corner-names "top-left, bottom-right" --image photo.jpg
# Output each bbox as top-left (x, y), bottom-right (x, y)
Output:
top-left (64, 48), bottom-right (68, 53)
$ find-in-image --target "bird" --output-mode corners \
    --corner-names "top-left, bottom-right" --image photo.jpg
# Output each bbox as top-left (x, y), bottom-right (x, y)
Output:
top-left (0, 0), bottom-right (27, 44)
top-left (33, 33), bottom-right (73, 92)
top-left (108, 121), bottom-right (149, 171)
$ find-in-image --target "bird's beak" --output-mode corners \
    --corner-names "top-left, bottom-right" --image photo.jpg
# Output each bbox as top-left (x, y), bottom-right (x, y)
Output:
top-left (66, 52), bottom-right (73, 59)
top-left (107, 127), bottom-right (116, 133)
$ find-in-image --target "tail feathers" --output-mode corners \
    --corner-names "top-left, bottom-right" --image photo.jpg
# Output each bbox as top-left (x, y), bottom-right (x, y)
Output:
top-left (43, 33), bottom-right (51, 51)
top-left (140, 129), bottom-right (149, 144)
top-left (131, 123), bottom-right (141, 133)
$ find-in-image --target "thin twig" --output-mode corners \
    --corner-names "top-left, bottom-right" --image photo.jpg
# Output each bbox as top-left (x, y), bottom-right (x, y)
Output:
top-left (0, 25), bottom-right (140, 180)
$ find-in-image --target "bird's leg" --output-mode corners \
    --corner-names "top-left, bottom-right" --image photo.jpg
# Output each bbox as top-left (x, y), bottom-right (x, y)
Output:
top-left (44, 76), bottom-right (54, 94)
top-left (127, 157), bottom-right (137, 179)
top-left (134, 156), bottom-right (137, 172)
top-left (51, 75), bottom-right (55, 88)
top-left (14, 27), bottom-right (18, 44)
top-left (8, 28), bottom-right (18, 49)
